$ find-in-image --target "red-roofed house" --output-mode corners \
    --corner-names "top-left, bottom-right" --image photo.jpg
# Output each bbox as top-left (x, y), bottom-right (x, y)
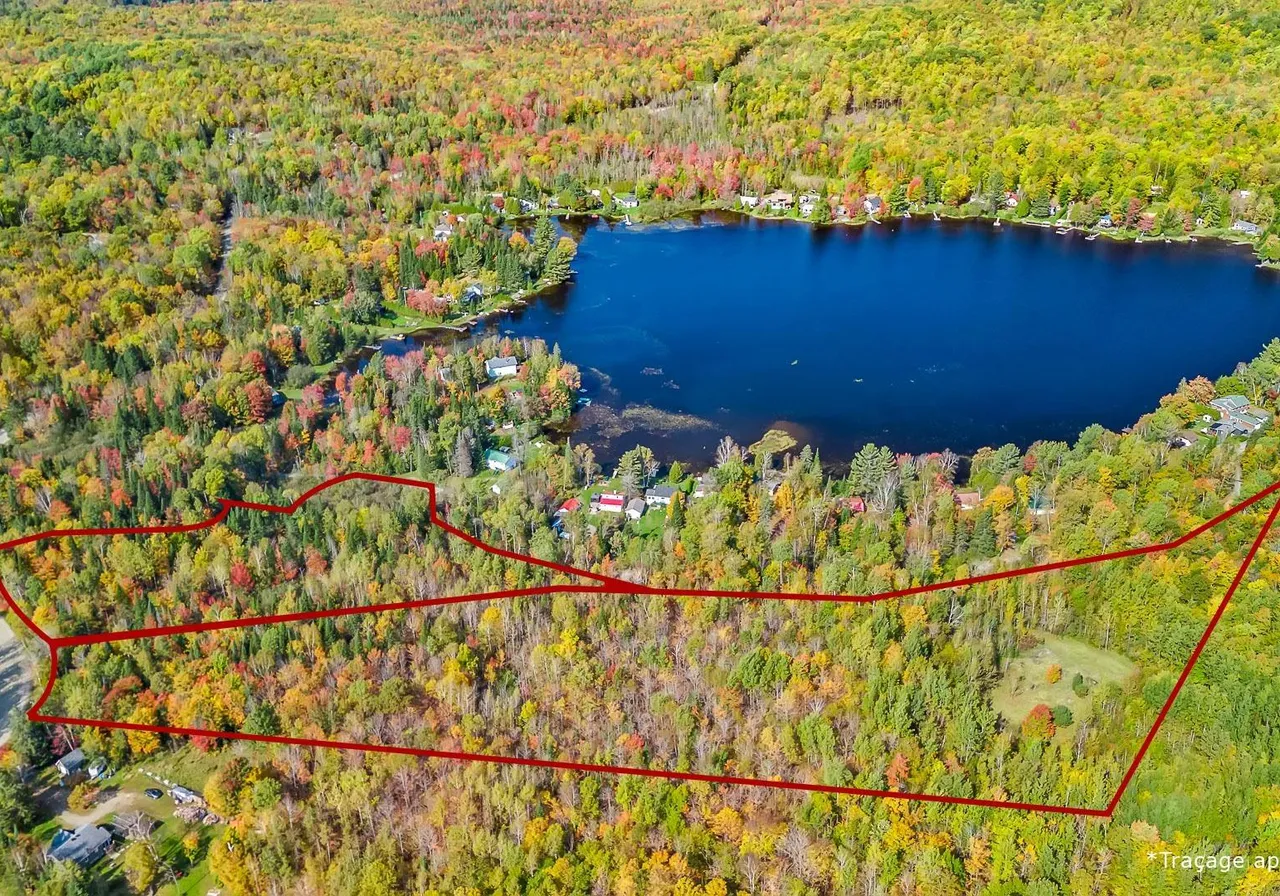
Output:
top-left (556, 498), bottom-right (581, 516)
top-left (591, 493), bottom-right (626, 514)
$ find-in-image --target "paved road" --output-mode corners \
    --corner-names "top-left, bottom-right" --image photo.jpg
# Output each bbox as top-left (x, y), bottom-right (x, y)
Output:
top-left (0, 615), bottom-right (34, 745)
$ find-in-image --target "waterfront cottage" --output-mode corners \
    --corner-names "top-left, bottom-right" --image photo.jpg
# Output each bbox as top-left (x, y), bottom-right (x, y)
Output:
top-left (955, 490), bottom-right (982, 511)
top-left (763, 191), bottom-right (794, 212)
top-left (615, 193), bottom-right (640, 209)
top-left (798, 193), bottom-right (820, 216)
top-left (644, 485), bottom-right (677, 507)
top-left (1210, 395), bottom-right (1251, 415)
top-left (863, 196), bottom-right (883, 215)
top-left (1233, 220), bottom-right (1261, 237)
top-left (591, 493), bottom-right (626, 514)
top-left (739, 195), bottom-right (760, 208)
top-left (626, 498), bottom-right (646, 520)
top-left (485, 356), bottom-right (519, 379)
top-left (433, 222), bottom-right (455, 241)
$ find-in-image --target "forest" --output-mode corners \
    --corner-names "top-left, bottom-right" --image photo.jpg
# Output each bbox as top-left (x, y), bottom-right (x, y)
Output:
top-left (4, 0), bottom-right (1280, 893)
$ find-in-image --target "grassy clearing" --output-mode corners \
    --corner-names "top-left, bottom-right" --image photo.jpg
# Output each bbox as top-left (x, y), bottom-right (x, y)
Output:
top-left (991, 631), bottom-right (1136, 736)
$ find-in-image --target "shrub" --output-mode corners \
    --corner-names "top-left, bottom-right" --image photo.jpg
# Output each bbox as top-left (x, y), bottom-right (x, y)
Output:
top-left (1051, 704), bottom-right (1074, 727)
top-left (1071, 673), bottom-right (1090, 697)
top-left (1046, 664), bottom-right (1062, 684)
top-left (1021, 704), bottom-right (1056, 741)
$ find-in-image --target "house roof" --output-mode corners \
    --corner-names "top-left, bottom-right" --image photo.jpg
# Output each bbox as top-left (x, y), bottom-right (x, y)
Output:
top-left (626, 498), bottom-right (646, 512)
top-left (598, 493), bottom-right (626, 506)
top-left (558, 498), bottom-right (581, 514)
top-left (484, 449), bottom-right (514, 466)
top-left (47, 825), bottom-right (111, 867)
top-left (57, 748), bottom-right (85, 772)
top-left (485, 356), bottom-right (518, 369)
top-left (1211, 395), bottom-right (1250, 412)
top-left (645, 486), bottom-right (677, 499)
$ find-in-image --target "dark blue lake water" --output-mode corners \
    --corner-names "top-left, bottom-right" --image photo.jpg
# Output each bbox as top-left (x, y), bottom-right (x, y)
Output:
top-left (477, 213), bottom-right (1280, 464)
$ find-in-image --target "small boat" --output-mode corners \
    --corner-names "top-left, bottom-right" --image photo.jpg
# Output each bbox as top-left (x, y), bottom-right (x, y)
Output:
top-left (1055, 228), bottom-right (1070, 234)
top-left (994, 219), bottom-right (1002, 228)
top-left (902, 211), bottom-right (911, 219)
top-left (1086, 233), bottom-right (1098, 241)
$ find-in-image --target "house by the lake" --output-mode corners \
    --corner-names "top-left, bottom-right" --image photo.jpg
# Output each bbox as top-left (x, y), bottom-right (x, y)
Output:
top-left (763, 191), bottom-right (794, 212)
top-left (1097, 214), bottom-right (1113, 229)
top-left (462, 283), bottom-right (485, 304)
top-left (1233, 220), bottom-right (1262, 237)
top-left (47, 825), bottom-right (112, 868)
top-left (485, 356), bottom-right (520, 379)
top-left (863, 196), bottom-right (883, 216)
top-left (591, 493), bottom-right (626, 514)
top-left (644, 485), bottom-right (677, 507)
top-left (798, 193), bottom-right (820, 216)
top-left (738, 194), bottom-right (760, 209)
top-left (693, 476), bottom-right (713, 498)
top-left (626, 497), bottom-right (646, 520)
top-left (433, 222), bottom-right (455, 241)
top-left (484, 449), bottom-right (519, 473)
top-left (517, 197), bottom-right (538, 213)
top-left (1210, 395), bottom-right (1251, 415)
top-left (955, 490), bottom-right (982, 511)
top-left (556, 498), bottom-right (580, 516)
top-left (1207, 394), bottom-right (1270, 437)
top-left (614, 193), bottom-right (640, 209)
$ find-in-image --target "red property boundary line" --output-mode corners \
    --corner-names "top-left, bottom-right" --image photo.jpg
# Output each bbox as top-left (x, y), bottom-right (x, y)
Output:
top-left (1, 471), bottom-right (1278, 817)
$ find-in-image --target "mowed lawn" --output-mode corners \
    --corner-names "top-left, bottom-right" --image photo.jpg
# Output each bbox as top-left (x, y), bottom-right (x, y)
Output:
top-left (991, 632), bottom-right (1137, 736)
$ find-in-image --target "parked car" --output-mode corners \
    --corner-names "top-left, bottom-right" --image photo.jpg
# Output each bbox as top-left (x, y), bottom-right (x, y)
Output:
top-left (144, 788), bottom-right (163, 800)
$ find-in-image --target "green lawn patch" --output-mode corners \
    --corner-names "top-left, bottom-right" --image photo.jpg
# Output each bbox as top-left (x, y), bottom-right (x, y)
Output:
top-left (991, 631), bottom-right (1136, 737)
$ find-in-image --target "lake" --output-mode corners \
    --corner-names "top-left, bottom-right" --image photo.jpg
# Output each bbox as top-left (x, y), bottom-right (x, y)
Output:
top-left (472, 213), bottom-right (1280, 464)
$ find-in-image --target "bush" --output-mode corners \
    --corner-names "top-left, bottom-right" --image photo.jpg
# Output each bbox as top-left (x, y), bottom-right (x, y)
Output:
top-left (1051, 704), bottom-right (1074, 727)
top-left (1046, 664), bottom-right (1062, 684)
top-left (1021, 704), bottom-right (1055, 741)
top-left (68, 782), bottom-right (98, 812)
top-left (1071, 672), bottom-right (1090, 697)
top-left (284, 364), bottom-right (315, 389)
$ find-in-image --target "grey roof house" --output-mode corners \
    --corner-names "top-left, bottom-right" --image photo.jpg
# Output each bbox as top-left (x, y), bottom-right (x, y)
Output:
top-left (55, 749), bottom-right (85, 778)
top-left (47, 825), bottom-right (112, 868)
top-left (644, 485), bottom-right (678, 506)
top-left (484, 356), bottom-right (520, 379)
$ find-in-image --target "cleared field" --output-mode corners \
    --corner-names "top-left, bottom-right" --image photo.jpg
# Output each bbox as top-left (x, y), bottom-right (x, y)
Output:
top-left (991, 632), bottom-right (1137, 736)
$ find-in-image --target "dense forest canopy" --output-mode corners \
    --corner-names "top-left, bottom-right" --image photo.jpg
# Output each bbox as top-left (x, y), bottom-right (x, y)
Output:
top-left (3, 0), bottom-right (1280, 893)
